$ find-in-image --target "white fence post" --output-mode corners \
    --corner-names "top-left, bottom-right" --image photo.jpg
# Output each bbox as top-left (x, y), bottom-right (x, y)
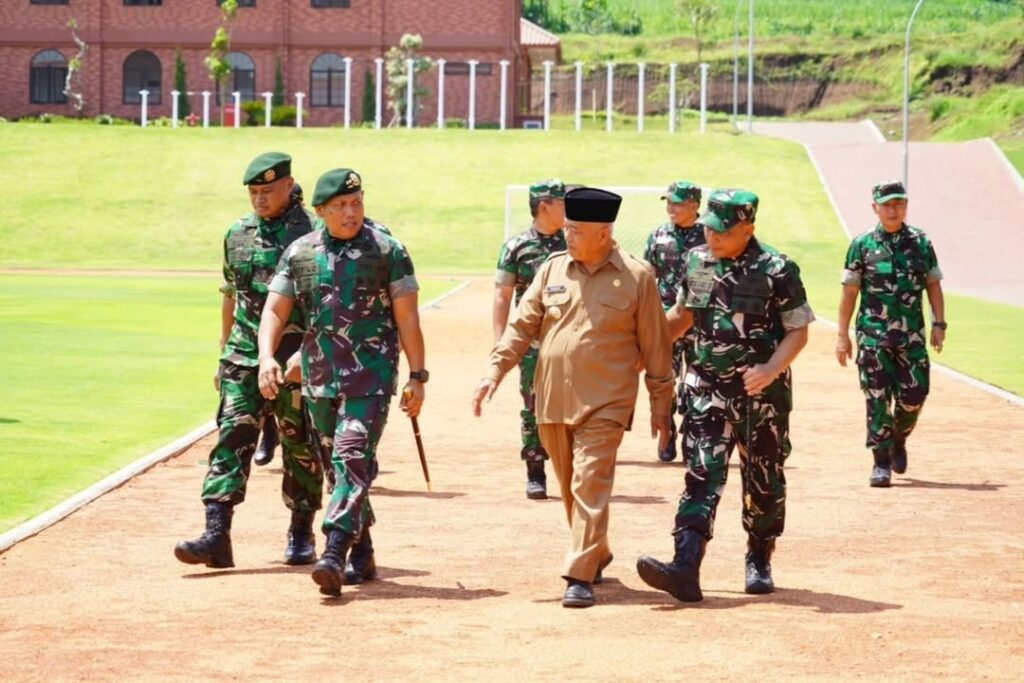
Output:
top-left (343, 57), bottom-right (353, 129)
top-left (605, 62), bottom-right (614, 133)
top-left (637, 62), bottom-right (645, 133)
top-left (171, 89), bottom-right (180, 128)
top-left (295, 92), bottom-right (305, 128)
top-left (468, 60), bottom-right (479, 130)
top-left (232, 91), bottom-right (241, 128)
top-left (262, 91), bottom-right (273, 127)
top-left (374, 57), bottom-right (383, 129)
top-left (406, 58), bottom-right (415, 129)
top-left (139, 89), bottom-right (149, 127)
top-left (669, 63), bottom-right (678, 133)
top-left (543, 60), bottom-right (553, 131)
top-left (499, 59), bottom-right (509, 130)
top-left (437, 59), bottom-right (446, 129)
top-left (202, 91), bottom-right (211, 128)
top-left (574, 61), bottom-right (583, 132)
top-left (700, 62), bottom-right (709, 135)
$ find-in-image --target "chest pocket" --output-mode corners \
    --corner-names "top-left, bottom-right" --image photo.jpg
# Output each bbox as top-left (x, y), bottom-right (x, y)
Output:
top-left (731, 276), bottom-right (771, 316)
top-left (227, 231), bottom-right (256, 288)
top-left (685, 266), bottom-right (715, 309)
top-left (541, 289), bottom-right (571, 323)
top-left (355, 255), bottom-right (391, 294)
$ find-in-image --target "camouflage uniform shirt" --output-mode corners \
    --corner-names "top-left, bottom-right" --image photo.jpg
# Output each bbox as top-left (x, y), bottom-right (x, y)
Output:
top-left (841, 223), bottom-right (942, 349)
top-left (270, 223), bottom-right (419, 399)
top-left (677, 238), bottom-right (815, 411)
top-left (220, 201), bottom-right (313, 367)
top-left (643, 222), bottom-right (707, 310)
top-left (495, 225), bottom-right (567, 304)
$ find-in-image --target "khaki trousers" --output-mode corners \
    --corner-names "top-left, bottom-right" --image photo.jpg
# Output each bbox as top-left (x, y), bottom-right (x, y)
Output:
top-left (538, 419), bottom-right (624, 582)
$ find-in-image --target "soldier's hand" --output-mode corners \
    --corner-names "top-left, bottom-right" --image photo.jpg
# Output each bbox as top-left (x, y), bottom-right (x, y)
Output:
top-left (836, 334), bottom-right (853, 367)
top-left (930, 326), bottom-right (945, 353)
top-left (651, 414), bottom-right (671, 450)
top-left (257, 355), bottom-right (285, 400)
top-left (401, 382), bottom-right (425, 418)
top-left (742, 364), bottom-right (778, 396)
top-left (284, 351), bottom-right (303, 384)
top-left (472, 378), bottom-right (497, 417)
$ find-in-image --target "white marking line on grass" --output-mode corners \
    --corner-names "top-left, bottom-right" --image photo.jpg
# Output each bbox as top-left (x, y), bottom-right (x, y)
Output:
top-left (0, 282), bottom-right (472, 553)
top-left (0, 420), bottom-right (217, 553)
top-left (863, 119), bottom-right (886, 144)
top-left (813, 317), bottom-right (1024, 408)
top-left (984, 138), bottom-right (1024, 194)
top-left (803, 141), bottom-right (853, 239)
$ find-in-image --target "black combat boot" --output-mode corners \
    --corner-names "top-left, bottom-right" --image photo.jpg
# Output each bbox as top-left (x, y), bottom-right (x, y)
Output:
top-left (657, 419), bottom-right (677, 462)
top-left (870, 448), bottom-right (892, 487)
top-left (174, 502), bottom-right (234, 568)
top-left (891, 438), bottom-right (908, 475)
top-left (311, 529), bottom-right (355, 596)
top-left (635, 528), bottom-right (707, 602)
top-left (254, 416), bottom-right (279, 466)
top-left (344, 529), bottom-right (377, 585)
top-left (284, 510), bottom-right (317, 565)
top-left (525, 459), bottom-right (547, 500)
top-left (744, 535), bottom-right (776, 595)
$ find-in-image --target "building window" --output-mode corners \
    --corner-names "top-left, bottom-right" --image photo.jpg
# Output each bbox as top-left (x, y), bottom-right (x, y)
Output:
top-left (31, 1), bottom-right (70, 5)
top-left (124, 1), bottom-right (163, 6)
top-left (123, 50), bottom-right (162, 104)
top-left (311, 0), bottom-right (350, 8)
top-left (444, 62), bottom-right (494, 76)
top-left (216, 51), bottom-right (256, 103)
top-left (30, 50), bottom-right (68, 104)
top-left (217, 0), bottom-right (255, 6)
top-left (310, 53), bottom-right (346, 107)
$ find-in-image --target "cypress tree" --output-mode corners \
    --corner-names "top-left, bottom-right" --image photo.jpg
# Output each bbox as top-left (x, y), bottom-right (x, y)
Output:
top-left (175, 49), bottom-right (191, 118)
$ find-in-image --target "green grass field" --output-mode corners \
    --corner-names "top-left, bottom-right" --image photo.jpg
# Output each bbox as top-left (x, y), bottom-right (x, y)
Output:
top-left (1, 124), bottom-right (1021, 531)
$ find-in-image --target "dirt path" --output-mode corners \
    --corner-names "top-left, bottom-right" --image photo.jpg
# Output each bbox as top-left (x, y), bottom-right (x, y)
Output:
top-left (1, 279), bottom-right (1022, 681)
top-left (754, 122), bottom-right (1024, 307)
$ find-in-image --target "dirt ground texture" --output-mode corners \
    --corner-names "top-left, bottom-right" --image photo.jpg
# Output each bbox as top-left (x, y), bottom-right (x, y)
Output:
top-left (1, 279), bottom-right (1022, 682)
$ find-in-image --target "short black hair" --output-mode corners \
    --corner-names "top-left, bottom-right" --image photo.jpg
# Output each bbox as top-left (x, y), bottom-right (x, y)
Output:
top-left (529, 195), bottom-right (542, 218)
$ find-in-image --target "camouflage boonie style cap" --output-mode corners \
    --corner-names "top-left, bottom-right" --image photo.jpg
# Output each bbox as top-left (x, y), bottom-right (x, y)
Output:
top-left (243, 152), bottom-right (291, 185)
top-left (699, 188), bottom-right (759, 233)
top-left (661, 180), bottom-right (702, 204)
top-left (872, 180), bottom-right (907, 204)
top-left (529, 179), bottom-right (566, 201)
top-left (312, 168), bottom-right (363, 206)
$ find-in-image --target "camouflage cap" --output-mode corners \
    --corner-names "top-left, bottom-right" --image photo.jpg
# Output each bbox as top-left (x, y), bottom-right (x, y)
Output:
top-left (243, 152), bottom-right (291, 185)
top-left (661, 180), bottom-right (702, 204)
top-left (872, 179), bottom-right (907, 204)
top-left (312, 168), bottom-right (363, 207)
top-left (529, 179), bottom-right (566, 201)
top-left (699, 189), bottom-right (759, 232)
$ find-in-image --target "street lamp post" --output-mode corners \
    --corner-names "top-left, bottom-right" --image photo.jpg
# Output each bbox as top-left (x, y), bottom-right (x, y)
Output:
top-left (733, 0), bottom-right (745, 123)
top-left (747, 0), bottom-right (755, 133)
top-left (903, 0), bottom-right (927, 191)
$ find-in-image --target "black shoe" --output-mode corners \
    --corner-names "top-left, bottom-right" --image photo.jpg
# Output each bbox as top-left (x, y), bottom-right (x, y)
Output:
top-left (870, 464), bottom-right (892, 487)
top-left (593, 553), bottom-right (614, 584)
top-left (311, 529), bottom-right (355, 596)
top-left (636, 528), bottom-right (706, 602)
top-left (344, 529), bottom-right (377, 585)
top-left (562, 580), bottom-right (595, 608)
top-left (254, 417), bottom-right (279, 467)
top-left (891, 442), bottom-right (908, 475)
top-left (744, 536), bottom-right (775, 595)
top-left (284, 511), bottom-right (317, 565)
top-left (525, 459), bottom-right (547, 500)
top-left (657, 421), bottom-right (678, 462)
top-left (174, 502), bottom-right (234, 568)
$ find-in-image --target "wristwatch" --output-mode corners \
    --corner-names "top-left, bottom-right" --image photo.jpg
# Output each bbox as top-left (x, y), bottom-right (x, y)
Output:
top-left (932, 321), bottom-right (948, 330)
top-left (409, 369), bottom-right (430, 383)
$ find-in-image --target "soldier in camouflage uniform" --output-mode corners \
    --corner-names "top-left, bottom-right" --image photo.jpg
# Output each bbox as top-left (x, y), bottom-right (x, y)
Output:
top-left (642, 181), bottom-right (706, 462)
top-left (493, 179), bottom-right (567, 499)
top-left (258, 168), bottom-right (425, 597)
top-left (836, 180), bottom-right (946, 488)
top-left (636, 189), bottom-right (815, 602)
top-left (175, 153), bottom-right (323, 570)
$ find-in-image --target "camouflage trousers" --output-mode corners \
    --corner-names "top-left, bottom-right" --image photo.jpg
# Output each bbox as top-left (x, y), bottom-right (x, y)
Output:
top-left (857, 344), bottom-right (930, 456)
top-left (667, 338), bottom-right (693, 449)
top-left (202, 361), bottom-right (323, 512)
top-left (518, 346), bottom-right (548, 463)
top-left (675, 390), bottom-right (791, 541)
top-left (307, 395), bottom-right (390, 536)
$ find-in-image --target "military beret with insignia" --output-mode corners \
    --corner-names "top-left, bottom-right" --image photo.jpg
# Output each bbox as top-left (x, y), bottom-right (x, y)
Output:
top-left (529, 178), bottom-right (566, 200)
top-left (661, 180), bottom-right (702, 204)
top-left (243, 151), bottom-right (292, 186)
top-left (699, 188), bottom-right (759, 232)
top-left (312, 168), bottom-right (363, 207)
top-left (565, 187), bottom-right (622, 223)
top-left (872, 179), bottom-right (907, 204)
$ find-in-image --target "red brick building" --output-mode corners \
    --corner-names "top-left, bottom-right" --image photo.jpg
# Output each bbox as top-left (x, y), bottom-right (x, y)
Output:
top-left (0, 0), bottom-right (525, 126)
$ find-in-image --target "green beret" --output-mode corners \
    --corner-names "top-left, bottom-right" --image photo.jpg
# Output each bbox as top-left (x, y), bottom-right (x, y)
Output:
top-left (243, 152), bottom-right (291, 186)
top-left (699, 189), bottom-right (759, 233)
top-left (529, 178), bottom-right (566, 201)
top-left (661, 180), bottom-right (702, 204)
top-left (312, 168), bottom-right (363, 207)
top-left (872, 179), bottom-right (907, 204)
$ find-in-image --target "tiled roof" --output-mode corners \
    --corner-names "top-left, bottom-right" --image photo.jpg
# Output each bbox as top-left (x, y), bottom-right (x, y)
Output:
top-left (520, 17), bottom-right (560, 47)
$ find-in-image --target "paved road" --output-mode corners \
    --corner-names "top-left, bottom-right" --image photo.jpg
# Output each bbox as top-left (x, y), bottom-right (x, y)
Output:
top-left (755, 121), bottom-right (1024, 307)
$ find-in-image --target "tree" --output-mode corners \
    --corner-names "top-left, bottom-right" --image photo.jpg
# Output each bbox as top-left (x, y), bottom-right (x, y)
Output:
top-left (205, 0), bottom-right (238, 125)
top-left (362, 67), bottom-right (376, 125)
top-left (63, 19), bottom-right (88, 115)
top-left (384, 34), bottom-right (432, 127)
top-left (273, 57), bottom-right (285, 106)
top-left (174, 49), bottom-right (191, 118)
top-left (677, 0), bottom-right (720, 65)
